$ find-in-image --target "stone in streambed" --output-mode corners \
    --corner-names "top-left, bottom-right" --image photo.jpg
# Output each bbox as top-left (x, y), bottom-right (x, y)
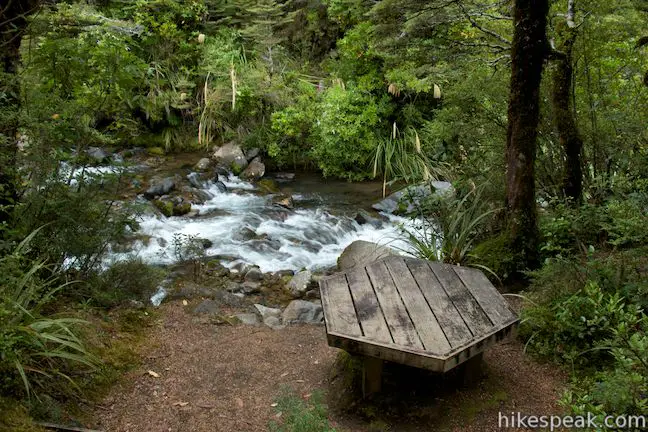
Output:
top-left (144, 177), bottom-right (176, 199)
top-left (235, 313), bottom-right (260, 325)
top-left (282, 300), bottom-right (323, 325)
top-left (287, 270), bottom-right (313, 298)
top-left (337, 240), bottom-right (398, 270)
top-left (240, 157), bottom-right (265, 180)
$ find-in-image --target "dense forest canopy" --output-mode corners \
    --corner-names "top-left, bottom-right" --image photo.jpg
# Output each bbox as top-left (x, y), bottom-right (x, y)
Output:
top-left (0, 0), bottom-right (647, 429)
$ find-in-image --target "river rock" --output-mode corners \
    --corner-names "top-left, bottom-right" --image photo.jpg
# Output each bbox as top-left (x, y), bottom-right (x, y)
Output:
top-left (240, 156), bottom-right (265, 180)
top-left (257, 178), bottom-right (280, 194)
top-left (244, 266), bottom-right (264, 281)
top-left (212, 142), bottom-right (248, 172)
top-left (193, 299), bottom-right (220, 315)
top-left (244, 147), bottom-right (260, 161)
top-left (354, 210), bottom-right (383, 228)
top-left (195, 157), bottom-right (212, 171)
top-left (241, 281), bottom-right (261, 294)
top-left (235, 313), bottom-right (260, 325)
top-left (86, 147), bottom-right (110, 164)
top-left (272, 194), bottom-right (294, 210)
top-left (282, 300), bottom-right (323, 325)
top-left (372, 181), bottom-right (454, 215)
top-left (254, 304), bottom-right (284, 329)
top-left (213, 180), bottom-right (227, 193)
top-left (187, 172), bottom-right (204, 189)
top-left (287, 270), bottom-right (313, 298)
top-left (275, 173), bottom-right (295, 181)
top-left (338, 240), bottom-right (398, 270)
top-left (144, 177), bottom-right (176, 199)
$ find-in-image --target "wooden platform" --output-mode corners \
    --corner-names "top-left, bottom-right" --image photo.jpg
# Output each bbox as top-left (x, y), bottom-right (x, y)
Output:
top-left (319, 256), bottom-right (518, 373)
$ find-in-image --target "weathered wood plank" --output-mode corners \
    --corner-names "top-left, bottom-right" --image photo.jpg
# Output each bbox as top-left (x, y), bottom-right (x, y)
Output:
top-left (365, 261), bottom-right (424, 350)
top-left (384, 257), bottom-right (451, 353)
top-left (345, 266), bottom-right (392, 343)
top-left (429, 263), bottom-right (493, 337)
top-left (453, 266), bottom-right (517, 326)
top-left (320, 274), bottom-right (362, 337)
top-left (405, 258), bottom-right (472, 348)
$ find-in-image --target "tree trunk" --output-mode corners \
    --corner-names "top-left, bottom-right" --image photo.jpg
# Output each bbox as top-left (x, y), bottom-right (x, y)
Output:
top-left (0, 0), bottom-right (39, 237)
top-left (552, 31), bottom-right (583, 203)
top-left (505, 0), bottom-right (549, 272)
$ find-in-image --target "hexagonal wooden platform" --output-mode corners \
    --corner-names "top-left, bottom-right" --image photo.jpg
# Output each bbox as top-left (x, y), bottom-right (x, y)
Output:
top-left (319, 256), bottom-right (518, 373)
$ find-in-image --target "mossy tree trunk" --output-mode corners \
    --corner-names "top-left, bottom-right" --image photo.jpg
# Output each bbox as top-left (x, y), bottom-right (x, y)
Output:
top-left (505, 0), bottom-right (549, 273)
top-left (552, 1), bottom-right (583, 203)
top-left (0, 0), bottom-right (40, 240)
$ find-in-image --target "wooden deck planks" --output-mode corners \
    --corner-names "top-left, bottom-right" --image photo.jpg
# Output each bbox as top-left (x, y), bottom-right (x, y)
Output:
top-left (345, 266), bottom-right (392, 344)
top-left (320, 274), bottom-right (362, 338)
top-left (429, 263), bottom-right (493, 337)
top-left (453, 266), bottom-right (517, 326)
top-left (405, 258), bottom-right (473, 348)
top-left (365, 260), bottom-right (424, 350)
top-left (384, 257), bottom-right (451, 353)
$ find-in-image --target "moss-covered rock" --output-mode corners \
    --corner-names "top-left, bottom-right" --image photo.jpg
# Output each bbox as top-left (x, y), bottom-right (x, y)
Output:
top-left (153, 199), bottom-right (173, 217)
top-left (257, 178), bottom-right (280, 194)
top-left (172, 202), bottom-right (192, 216)
top-left (146, 146), bottom-right (165, 156)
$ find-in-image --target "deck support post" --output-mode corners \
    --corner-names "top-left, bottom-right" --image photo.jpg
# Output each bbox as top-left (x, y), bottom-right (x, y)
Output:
top-left (462, 352), bottom-right (484, 386)
top-left (362, 356), bottom-right (383, 396)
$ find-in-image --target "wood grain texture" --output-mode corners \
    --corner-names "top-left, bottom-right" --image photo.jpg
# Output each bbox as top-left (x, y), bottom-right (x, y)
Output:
top-left (405, 258), bottom-right (472, 348)
top-left (384, 257), bottom-right (451, 353)
top-left (453, 266), bottom-right (517, 326)
top-left (429, 263), bottom-right (493, 337)
top-left (345, 266), bottom-right (392, 343)
top-left (320, 274), bottom-right (362, 337)
top-left (365, 260), bottom-right (423, 350)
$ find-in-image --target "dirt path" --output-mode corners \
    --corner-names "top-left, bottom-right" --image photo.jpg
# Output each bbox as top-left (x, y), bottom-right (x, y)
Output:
top-left (95, 301), bottom-right (567, 432)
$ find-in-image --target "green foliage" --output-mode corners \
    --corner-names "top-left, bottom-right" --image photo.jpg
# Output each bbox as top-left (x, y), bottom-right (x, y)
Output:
top-left (402, 184), bottom-right (499, 266)
top-left (172, 233), bottom-right (206, 281)
top-left (560, 314), bottom-right (648, 423)
top-left (311, 85), bottom-right (389, 180)
top-left (521, 281), bottom-right (639, 368)
top-left (0, 232), bottom-right (97, 400)
top-left (269, 388), bottom-right (337, 432)
top-left (83, 259), bottom-right (164, 309)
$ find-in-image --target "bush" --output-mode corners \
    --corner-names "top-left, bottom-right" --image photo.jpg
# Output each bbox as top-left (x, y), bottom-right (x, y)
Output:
top-left (521, 280), bottom-right (641, 369)
top-left (310, 85), bottom-right (389, 180)
top-left (83, 259), bottom-right (165, 309)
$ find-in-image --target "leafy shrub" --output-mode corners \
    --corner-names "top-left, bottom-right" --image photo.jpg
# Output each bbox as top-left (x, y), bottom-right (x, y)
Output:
top-left (310, 85), bottom-right (389, 181)
top-left (83, 259), bottom-right (165, 309)
top-left (521, 281), bottom-right (640, 369)
top-left (560, 314), bottom-right (648, 423)
top-left (0, 232), bottom-right (96, 399)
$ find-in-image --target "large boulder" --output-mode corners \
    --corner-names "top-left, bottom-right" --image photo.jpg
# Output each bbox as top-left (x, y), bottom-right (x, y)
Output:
top-left (254, 304), bottom-right (283, 329)
top-left (337, 240), bottom-right (398, 270)
top-left (282, 300), bottom-right (323, 325)
top-left (186, 172), bottom-right (204, 189)
top-left (144, 177), bottom-right (176, 199)
top-left (287, 270), bottom-right (313, 298)
top-left (372, 181), bottom-right (454, 215)
top-left (244, 147), bottom-right (260, 161)
top-left (240, 156), bottom-right (265, 180)
top-left (212, 142), bottom-right (248, 172)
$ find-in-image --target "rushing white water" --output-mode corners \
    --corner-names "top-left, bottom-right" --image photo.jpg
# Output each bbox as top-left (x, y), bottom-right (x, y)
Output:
top-left (111, 175), bottom-right (415, 273)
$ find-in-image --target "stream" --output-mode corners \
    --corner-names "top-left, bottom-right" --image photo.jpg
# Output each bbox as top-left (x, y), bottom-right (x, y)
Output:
top-left (111, 172), bottom-right (414, 273)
